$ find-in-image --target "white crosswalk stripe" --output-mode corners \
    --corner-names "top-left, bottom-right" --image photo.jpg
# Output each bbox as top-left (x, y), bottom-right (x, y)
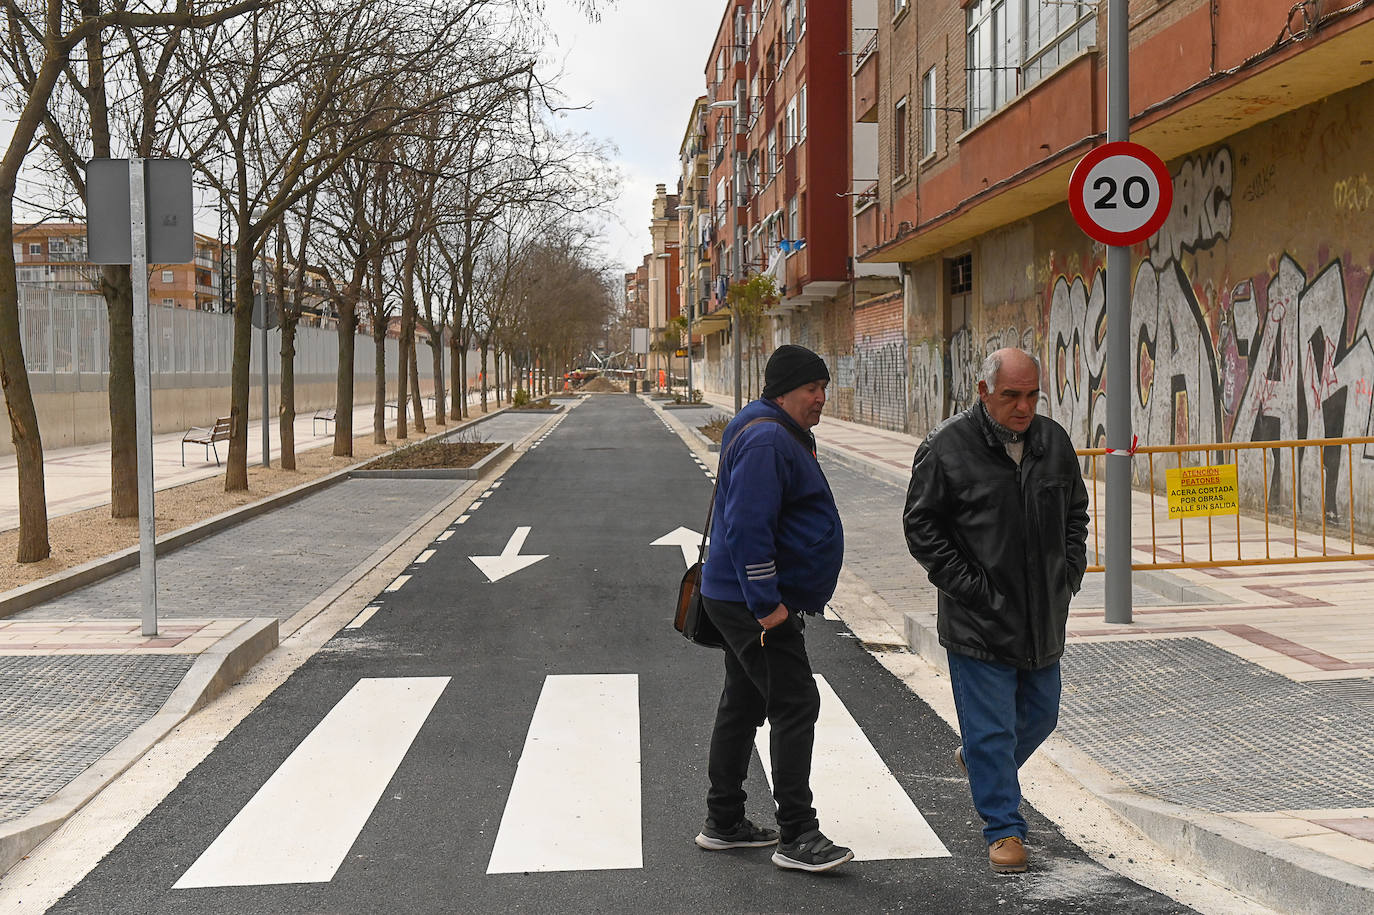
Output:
top-left (174, 677), bottom-right (451, 888)
top-left (174, 671), bottom-right (945, 886)
top-left (758, 674), bottom-right (950, 861)
top-left (487, 674), bottom-right (642, 874)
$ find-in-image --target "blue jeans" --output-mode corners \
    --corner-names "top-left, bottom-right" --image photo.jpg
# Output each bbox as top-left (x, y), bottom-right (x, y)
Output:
top-left (946, 650), bottom-right (1061, 844)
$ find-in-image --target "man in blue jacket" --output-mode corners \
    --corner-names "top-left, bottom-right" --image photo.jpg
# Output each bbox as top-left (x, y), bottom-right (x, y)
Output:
top-left (695, 344), bottom-right (851, 873)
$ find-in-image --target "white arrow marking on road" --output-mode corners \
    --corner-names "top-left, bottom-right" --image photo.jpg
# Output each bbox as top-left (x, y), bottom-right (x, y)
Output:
top-left (652, 526), bottom-right (707, 568)
top-left (470, 526), bottom-right (548, 582)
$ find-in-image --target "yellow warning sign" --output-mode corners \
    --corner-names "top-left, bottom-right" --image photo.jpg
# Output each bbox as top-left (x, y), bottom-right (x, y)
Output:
top-left (1166, 464), bottom-right (1239, 518)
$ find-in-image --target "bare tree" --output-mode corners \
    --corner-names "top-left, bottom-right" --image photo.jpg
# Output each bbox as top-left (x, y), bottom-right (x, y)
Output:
top-left (0, 0), bottom-right (262, 561)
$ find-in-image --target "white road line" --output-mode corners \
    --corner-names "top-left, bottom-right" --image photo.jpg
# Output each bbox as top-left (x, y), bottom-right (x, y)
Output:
top-left (491, 481), bottom-right (503, 488)
top-left (414, 549), bottom-right (436, 563)
top-left (436, 530), bottom-right (453, 542)
top-left (174, 677), bottom-right (451, 888)
top-left (470, 500), bottom-right (484, 509)
top-left (758, 674), bottom-right (949, 861)
top-left (457, 515), bottom-right (470, 524)
top-left (481, 490), bottom-right (494, 498)
top-left (344, 605), bottom-right (381, 630)
top-left (384, 574), bottom-right (411, 592)
top-left (487, 674), bottom-right (641, 874)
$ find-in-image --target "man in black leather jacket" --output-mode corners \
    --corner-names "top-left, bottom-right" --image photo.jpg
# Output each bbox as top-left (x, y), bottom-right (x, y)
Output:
top-left (903, 348), bottom-right (1089, 874)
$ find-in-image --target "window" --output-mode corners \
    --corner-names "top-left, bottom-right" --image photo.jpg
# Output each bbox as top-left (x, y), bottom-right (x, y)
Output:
top-left (966, 1), bottom-right (1018, 128)
top-left (921, 67), bottom-right (937, 159)
top-left (894, 97), bottom-right (908, 178)
top-left (798, 84), bottom-right (807, 141)
top-left (966, 2), bottom-right (1095, 127)
top-left (894, 0), bottom-right (908, 16)
top-left (783, 0), bottom-right (797, 51)
top-left (162, 298), bottom-right (175, 306)
top-left (29, 243), bottom-right (41, 256)
top-left (785, 97), bottom-right (798, 149)
top-left (12, 243), bottom-right (21, 261)
top-left (766, 128), bottom-right (777, 181)
top-left (1022, 1), bottom-right (1095, 89)
top-left (161, 270), bottom-right (175, 283)
top-left (949, 252), bottom-right (973, 296)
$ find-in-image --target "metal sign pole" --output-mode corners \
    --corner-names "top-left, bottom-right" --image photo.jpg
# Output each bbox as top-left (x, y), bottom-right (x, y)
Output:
top-left (1105, 0), bottom-right (1133, 625)
top-left (129, 159), bottom-right (159, 637)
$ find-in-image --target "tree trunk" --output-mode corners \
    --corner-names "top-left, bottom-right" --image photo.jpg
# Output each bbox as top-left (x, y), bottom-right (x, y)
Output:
top-left (277, 231), bottom-right (297, 471)
top-left (430, 339), bottom-right (445, 425)
top-left (334, 293), bottom-right (357, 457)
top-left (224, 214), bottom-right (259, 492)
top-left (103, 265), bottom-right (138, 517)
top-left (395, 328), bottom-right (410, 440)
top-left (408, 342), bottom-right (425, 434)
top-left (373, 325), bottom-right (387, 444)
top-left (479, 340), bottom-right (489, 412)
top-left (0, 239), bottom-right (50, 562)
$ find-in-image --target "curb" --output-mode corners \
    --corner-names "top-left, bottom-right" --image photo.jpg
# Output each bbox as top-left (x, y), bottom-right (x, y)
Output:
top-left (0, 409), bottom-right (511, 621)
top-left (0, 617), bottom-right (279, 876)
top-left (903, 607), bottom-right (1374, 915)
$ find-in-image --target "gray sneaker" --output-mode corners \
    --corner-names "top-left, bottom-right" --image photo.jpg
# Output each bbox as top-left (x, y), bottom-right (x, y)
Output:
top-left (771, 829), bottom-right (853, 872)
top-left (695, 818), bottom-right (780, 850)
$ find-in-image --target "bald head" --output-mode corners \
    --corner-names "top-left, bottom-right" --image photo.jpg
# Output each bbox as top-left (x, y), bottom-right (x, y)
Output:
top-left (978, 348), bottom-right (1040, 433)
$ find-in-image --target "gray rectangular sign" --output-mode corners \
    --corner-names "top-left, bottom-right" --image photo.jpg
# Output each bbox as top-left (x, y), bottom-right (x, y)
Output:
top-left (87, 158), bottom-right (194, 264)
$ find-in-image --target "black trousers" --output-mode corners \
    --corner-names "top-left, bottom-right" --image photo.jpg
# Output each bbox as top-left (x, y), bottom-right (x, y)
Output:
top-left (702, 595), bottom-right (820, 843)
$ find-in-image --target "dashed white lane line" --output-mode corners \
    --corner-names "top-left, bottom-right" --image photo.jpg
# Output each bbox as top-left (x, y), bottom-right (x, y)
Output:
top-left (384, 575), bottom-right (411, 593)
top-left (344, 605), bottom-right (381, 630)
top-left (436, 530), bottom-right (454, 542)
top-left (415, 550), bottom-right (436, 564)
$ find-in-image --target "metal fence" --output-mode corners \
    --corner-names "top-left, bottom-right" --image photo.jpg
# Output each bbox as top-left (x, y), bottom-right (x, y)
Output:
top-left (1080, 436), bottom-right (1374, 573)
top-left (16, 284), bottom-right (427, 390)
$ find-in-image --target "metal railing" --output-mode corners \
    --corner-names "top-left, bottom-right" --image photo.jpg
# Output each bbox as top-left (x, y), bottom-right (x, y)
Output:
top-left (1079, 436), bottom-right (1374, 572)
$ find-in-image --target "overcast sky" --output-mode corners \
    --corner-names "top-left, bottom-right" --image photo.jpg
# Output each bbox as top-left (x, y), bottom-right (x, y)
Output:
top-left (2, 2), bottom-right (722, 274)
top-left (542, 1), bottom-right (721, 275)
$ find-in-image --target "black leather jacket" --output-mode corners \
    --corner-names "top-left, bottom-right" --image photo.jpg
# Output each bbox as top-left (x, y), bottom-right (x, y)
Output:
top-left (902, 405), bottom-right (1089, 670)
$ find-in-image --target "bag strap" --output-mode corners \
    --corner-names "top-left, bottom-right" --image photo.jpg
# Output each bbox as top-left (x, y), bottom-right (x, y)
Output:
top-left (696, 415), bottom-right (812, 562)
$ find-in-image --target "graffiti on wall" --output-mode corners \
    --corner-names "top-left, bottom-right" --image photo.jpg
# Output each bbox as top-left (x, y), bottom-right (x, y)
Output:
top-left (1039, 145), bottom-right (1374, 524)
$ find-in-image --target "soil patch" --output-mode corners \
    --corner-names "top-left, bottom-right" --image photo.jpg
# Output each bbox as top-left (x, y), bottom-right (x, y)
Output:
top-left (510, 397), bottom-right (555, 410)
top-left (363, 440), bottom-right (501, 470)
top-left (699, 413), bottom-right (731, 444)
top-left (580, 376), bottom-right (626, 393)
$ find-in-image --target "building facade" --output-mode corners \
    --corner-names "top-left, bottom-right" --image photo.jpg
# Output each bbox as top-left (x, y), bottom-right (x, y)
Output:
top-left (854, 0), bottom-right (1374, 530)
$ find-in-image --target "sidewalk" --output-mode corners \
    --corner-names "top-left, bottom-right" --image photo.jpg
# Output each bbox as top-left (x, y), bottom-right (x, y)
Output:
top-left (684, 389), bottom-right (1374, 915)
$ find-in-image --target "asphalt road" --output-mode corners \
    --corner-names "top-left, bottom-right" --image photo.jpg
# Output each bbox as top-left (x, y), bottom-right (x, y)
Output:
top-left (48, 396), bottom-right (1194, 914)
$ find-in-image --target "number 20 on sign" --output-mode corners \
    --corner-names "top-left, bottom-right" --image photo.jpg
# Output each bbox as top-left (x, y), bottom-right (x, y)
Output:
top-left (1068, 141), bottom-right (1173, 247)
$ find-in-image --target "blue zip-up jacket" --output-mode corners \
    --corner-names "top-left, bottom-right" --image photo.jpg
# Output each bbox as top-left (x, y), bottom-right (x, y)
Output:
top-left (700, 398), bottom-right (844, 619)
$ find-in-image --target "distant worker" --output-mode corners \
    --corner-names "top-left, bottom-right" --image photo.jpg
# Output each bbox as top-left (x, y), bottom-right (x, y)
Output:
top-left (659, 368), bottom-right (667, 390)
top-left (696, 343), bottom-right (852, 873)
top-left (902, 347), bottom-right (1089, 874)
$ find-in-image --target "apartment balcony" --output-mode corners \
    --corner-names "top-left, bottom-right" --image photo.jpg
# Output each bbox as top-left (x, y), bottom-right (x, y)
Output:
top-left (853, 31), bottom-right (878, 123)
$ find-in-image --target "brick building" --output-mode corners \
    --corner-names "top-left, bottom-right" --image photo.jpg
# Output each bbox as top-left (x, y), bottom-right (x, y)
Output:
top-left (854, 0), bottom-right (1374, 531)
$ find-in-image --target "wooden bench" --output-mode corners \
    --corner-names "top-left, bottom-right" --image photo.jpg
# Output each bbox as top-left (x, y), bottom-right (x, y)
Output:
top-left (182, 416), bottom-right (232, 466)
top-left (313, 408), bottom-right (336, 435)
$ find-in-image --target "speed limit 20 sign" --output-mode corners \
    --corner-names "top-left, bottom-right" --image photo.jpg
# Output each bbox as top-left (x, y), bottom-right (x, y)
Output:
top-left (1068, 141), bottom-right (1173, 246)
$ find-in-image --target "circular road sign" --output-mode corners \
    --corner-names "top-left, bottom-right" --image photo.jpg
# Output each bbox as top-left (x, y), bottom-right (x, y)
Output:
top-left (1068, 141), bottom-right (1173, 246)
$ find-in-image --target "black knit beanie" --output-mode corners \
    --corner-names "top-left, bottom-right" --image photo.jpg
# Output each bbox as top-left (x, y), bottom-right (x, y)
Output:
top-left (761, 344), bottom-right (830, 399)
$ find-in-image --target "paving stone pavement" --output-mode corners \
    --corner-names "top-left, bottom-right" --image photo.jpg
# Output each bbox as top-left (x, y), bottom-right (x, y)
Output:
top-left (14, 478), bottom-right (468, 622)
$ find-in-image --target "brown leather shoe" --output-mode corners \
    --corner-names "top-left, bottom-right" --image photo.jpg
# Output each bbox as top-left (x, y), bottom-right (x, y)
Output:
top-left (988, 836), bottom-right (1027, 873)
